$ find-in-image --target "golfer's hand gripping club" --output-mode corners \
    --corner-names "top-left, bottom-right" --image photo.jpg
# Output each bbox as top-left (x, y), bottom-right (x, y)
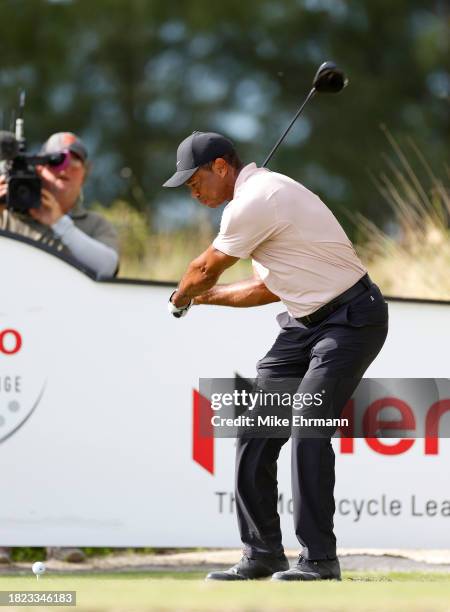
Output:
top-left (168, 290), bottom-right (192, 318)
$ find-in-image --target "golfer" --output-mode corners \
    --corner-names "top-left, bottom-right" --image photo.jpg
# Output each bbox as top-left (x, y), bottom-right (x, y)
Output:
top-left (164, 131), bottom-right (389, 581)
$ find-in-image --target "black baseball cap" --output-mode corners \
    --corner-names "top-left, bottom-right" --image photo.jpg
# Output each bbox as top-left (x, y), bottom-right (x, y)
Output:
top-left (163, 131), bottom-right (235, 188)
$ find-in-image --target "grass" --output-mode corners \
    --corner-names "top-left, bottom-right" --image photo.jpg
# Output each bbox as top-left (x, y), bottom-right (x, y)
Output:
top-left (115, 230), bottom-right (253, 284)
top-left (355, 128), bottom-right (450, 300)
top-left (2, 572), bottom-right (450, 611)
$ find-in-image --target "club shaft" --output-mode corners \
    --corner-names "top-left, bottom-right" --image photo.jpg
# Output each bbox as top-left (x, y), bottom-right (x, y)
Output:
top-left (262, 88), bottom-right (316, 168)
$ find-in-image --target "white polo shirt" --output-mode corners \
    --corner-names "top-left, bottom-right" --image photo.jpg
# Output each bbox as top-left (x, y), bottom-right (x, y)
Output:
top-left (212, 163), bottom-right (367, 318)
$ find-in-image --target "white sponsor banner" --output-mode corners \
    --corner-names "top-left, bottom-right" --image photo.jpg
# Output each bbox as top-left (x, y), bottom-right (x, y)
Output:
top-left (0, 234), bottom-right (449, 548)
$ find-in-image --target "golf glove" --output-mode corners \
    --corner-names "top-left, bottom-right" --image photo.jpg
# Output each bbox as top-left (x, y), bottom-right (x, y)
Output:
top-left (168, 290), bottom-right (192, 318)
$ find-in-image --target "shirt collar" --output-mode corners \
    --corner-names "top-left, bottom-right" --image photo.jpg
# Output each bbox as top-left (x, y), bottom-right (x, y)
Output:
top-left (233, 162), bottom-right (260, 196)
top-left (69, 196), bottom-right (88, 219)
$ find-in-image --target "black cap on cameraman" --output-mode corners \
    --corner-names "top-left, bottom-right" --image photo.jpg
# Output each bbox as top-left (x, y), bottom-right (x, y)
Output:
top-left (163, 131), bottom-right (235, 188)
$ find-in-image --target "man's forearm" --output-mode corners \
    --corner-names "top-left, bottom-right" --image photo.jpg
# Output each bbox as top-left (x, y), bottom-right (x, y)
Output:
top-left (175, 260), bottom-right (220, 304)
top-left (194, 278), bottom-right (280, 308)
top-left (172, 246), bottom-right (239, 307)
top-left (52, 216), bottom-right (119, 278)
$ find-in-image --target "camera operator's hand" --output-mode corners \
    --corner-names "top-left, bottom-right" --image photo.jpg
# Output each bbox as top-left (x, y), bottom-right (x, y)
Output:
top-left (29, 189), bottom-right (64, 226)
top-left (0, 175), bottom-right (7, 213)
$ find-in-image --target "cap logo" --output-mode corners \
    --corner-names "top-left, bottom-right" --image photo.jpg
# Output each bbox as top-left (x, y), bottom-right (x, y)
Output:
top-left (61, 133), bottom-right (77, 146)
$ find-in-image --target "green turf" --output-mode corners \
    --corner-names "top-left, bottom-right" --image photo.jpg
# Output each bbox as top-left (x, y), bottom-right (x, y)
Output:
top-left (1, 572), bottom-right (449, 611)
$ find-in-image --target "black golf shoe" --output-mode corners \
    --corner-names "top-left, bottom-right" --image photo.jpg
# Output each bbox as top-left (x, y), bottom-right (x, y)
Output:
top-left (271, 555), bottom-right (341, 581)
top-left (206, 553), bottom-right (289, 581)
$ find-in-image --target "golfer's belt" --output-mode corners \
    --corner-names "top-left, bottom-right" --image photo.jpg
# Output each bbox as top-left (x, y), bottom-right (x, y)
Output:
top-left (297, 273), bottom-right (372, 327)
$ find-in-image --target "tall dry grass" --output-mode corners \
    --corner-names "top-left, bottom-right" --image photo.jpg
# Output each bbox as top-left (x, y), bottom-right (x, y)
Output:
top-left (94, 199), bottom-right (252, 283)
top-left (357, 128), bottom-right (449, 300)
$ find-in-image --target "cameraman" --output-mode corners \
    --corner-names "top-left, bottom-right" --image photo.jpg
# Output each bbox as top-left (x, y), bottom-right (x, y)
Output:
top-left (0, 133), bottom-right (120, 565)
top-left (0, 132), bottom-right (119, 278)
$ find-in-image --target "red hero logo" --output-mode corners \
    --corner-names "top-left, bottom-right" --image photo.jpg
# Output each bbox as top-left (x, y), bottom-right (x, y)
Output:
top-left (0, 329), bottom-right (22, 355)
top-left (338, 397), bottom-right (450, 456)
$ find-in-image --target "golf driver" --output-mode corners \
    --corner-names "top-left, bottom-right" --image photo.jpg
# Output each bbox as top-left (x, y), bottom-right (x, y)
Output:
top-left (262, 61), bottom-right (348, 168)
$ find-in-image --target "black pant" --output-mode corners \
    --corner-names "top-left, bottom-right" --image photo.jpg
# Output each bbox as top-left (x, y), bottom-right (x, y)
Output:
top-left (235, 282), bottom-right (389, 560)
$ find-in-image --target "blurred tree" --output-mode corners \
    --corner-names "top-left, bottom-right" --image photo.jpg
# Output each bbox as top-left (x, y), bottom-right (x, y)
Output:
top-left (0, 0), bottom-right (447, 235)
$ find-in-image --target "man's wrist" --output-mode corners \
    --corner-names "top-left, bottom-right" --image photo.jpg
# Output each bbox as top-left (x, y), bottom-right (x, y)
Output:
top-left (51, 214), bottom-right (73, 236)
top-left (193, 289), bottom-right (213, 305)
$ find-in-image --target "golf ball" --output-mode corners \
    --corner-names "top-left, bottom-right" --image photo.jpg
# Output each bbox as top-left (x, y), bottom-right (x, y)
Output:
top-left (32, 561), bottom-right (46, 576)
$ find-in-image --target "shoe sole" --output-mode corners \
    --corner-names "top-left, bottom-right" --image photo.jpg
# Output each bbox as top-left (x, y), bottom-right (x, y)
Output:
top-left (271, 575), bottom-right (342, 582)
top-left (206, 570), bottom-right (290, 582)
top-left (205, 575), bottom-right (277, 582)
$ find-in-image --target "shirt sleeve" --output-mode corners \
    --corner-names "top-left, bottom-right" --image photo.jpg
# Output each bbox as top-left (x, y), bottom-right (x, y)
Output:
top-left (52, 216), bottom-right (119, 278)
top-left (212, 192), bottom-right (278, 259)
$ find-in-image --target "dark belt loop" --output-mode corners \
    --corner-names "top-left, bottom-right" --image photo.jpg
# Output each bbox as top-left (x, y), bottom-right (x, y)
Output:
top-left (360, 273), bottom-right (371, 289)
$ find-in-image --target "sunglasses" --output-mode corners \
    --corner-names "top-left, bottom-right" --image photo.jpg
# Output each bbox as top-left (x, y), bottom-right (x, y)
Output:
top-left (46, 149), bottom-right (84, 173)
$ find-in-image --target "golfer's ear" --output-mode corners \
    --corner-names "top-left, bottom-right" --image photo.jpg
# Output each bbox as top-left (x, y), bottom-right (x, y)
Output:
top-left (212, 158), bottom-right (228, 178)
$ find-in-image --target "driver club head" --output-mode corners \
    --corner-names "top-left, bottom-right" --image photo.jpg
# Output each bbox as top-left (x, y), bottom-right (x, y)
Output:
top-left (313, 61), bottom-right (348, 93)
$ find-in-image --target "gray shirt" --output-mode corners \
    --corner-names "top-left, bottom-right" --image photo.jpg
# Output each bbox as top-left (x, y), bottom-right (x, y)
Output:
top-left (0, 200), bottom-right (120, 277)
